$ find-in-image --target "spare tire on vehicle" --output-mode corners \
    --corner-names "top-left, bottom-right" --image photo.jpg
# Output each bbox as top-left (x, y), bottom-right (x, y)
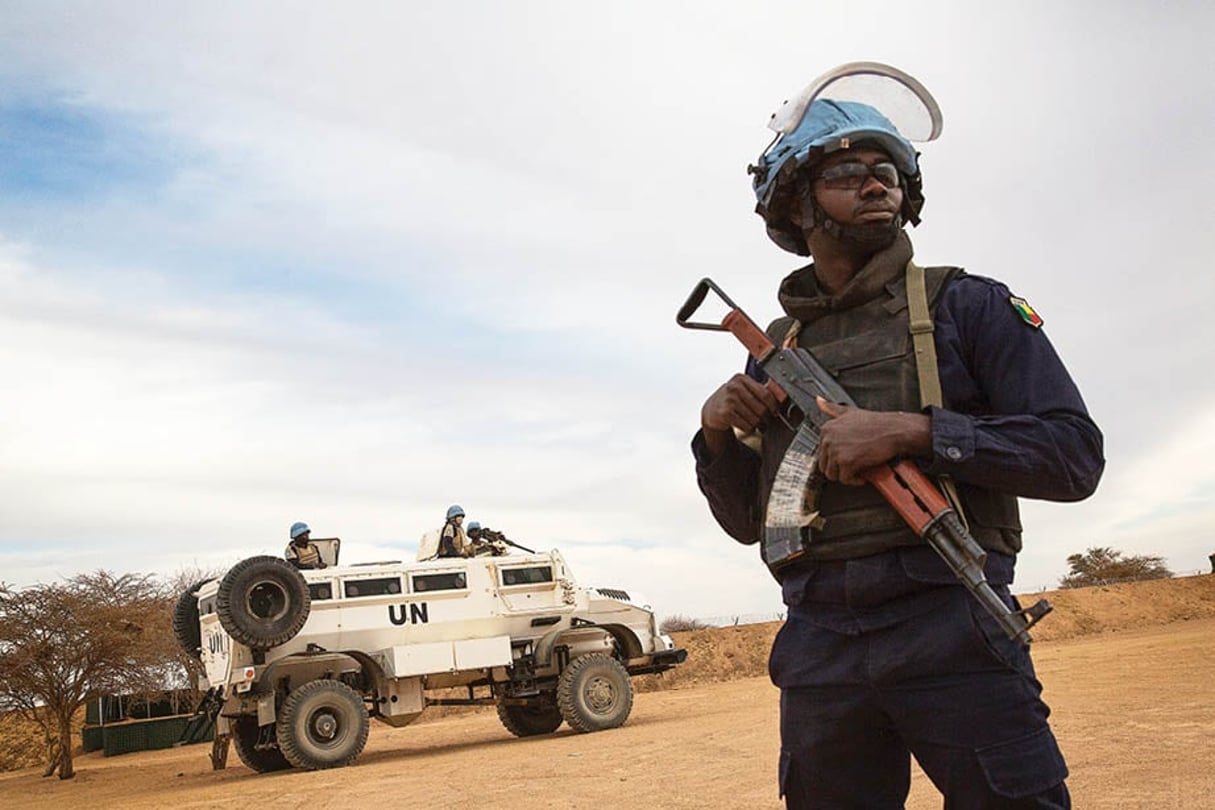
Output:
top-left (216, 556), bottom-right (310, 649)
top-left (172, 579), bottom-right (209, 659)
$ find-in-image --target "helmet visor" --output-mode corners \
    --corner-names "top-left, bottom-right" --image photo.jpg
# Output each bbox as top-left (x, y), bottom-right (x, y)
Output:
top-left (768, 62), bottom-right (943, 143)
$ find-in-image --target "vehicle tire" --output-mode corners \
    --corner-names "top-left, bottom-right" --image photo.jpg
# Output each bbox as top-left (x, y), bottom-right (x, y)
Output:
top-left (556, 653), bottom-right (634, 733)
top-left (215, 556), bottom-right (310, 649)
top-left (497, 701), bottom-right (564, 737)
top-left (172, 579), bottom-right (208, 658)
top-left (231, 715), bottom-right (292, 773)
top-left (276, 679), bottom-right (369, 770)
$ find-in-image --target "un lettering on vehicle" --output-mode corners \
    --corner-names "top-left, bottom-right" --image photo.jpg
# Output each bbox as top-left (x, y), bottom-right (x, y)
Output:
top-left (207, 631), bottom-right (230, 657)
top-left (201, 617), bottom-right (232, 685)
top-left (388, 602), bottom-right (430, 626)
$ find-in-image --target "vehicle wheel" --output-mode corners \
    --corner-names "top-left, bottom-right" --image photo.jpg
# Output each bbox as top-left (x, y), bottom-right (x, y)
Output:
top-left (172, 579), bottom-right (208, 658)
top-left (276, 679), bottom-right (369, 770)
top-left (556, 653), bottom-right (634, 733)
top-left (216, 556), bottom-right (310, 649)
top-left (231, 715), bottom-right (292, 773)
top-left (497, 701), bottom-right (564, 737)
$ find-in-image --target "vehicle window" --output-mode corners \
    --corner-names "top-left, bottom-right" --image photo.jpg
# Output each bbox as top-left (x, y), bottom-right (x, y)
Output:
top-left (412, 572), bottom-right (467, 592)
top-left (501, 566), bottom-right (554, 586)
top-left (343, 577), bottom-right (402, 598)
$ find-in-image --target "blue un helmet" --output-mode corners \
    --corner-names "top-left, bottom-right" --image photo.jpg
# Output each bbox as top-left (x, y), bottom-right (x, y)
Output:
top-left (289, 521), bottom-right (310, 539)
top-left (749, 62), bottom-right (943, 255)
top-left (446, 504), bottom-right (465, 520)
top-left (467, 521), bottom-right (481, 532)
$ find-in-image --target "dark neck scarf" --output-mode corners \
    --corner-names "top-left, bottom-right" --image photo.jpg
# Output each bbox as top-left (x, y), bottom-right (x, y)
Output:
top-left (777, 230), bottom-right (914, 324)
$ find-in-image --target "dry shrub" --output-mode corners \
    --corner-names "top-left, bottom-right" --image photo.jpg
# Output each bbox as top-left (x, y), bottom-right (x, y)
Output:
top-left (659, 614), bottom-right (713, 633)
top-left (635, 621), bottom-right (781, 693)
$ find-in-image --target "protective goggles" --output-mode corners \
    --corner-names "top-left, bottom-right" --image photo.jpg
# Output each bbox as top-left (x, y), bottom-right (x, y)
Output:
top-left (815, 161), bottom-right (901, 190)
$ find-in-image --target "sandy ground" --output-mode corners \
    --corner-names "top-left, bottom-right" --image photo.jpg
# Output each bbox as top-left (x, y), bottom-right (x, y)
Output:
top-left (2, 614), bottom-right (1212, 809)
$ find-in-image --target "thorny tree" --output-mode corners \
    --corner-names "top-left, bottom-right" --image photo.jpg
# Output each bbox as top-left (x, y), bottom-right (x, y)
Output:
top-left (1059, 546), bottom-right (1173, 588)
top-left (0, 572), bottom-right (178, 779)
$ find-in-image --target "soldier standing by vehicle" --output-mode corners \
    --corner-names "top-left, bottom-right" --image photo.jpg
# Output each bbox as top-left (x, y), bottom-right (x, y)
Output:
top-left (691, 64), bottom-right (1103, 808)
top-left (284, 521), bottom-right (326, 569)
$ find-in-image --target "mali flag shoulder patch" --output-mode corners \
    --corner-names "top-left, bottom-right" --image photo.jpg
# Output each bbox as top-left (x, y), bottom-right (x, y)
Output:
top-left (1009, 296), bottom-right (1044, 329)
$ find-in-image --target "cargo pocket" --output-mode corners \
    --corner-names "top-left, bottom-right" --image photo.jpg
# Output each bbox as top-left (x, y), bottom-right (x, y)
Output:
top-left (976, 727), bottom-right (1068, 799)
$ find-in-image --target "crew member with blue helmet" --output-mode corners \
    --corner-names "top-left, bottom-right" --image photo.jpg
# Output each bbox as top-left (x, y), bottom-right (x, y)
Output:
top-left (284, 521), bottom-right (326, 569)
top-left (464, 520), bottom-right (494, 556)
top-left (693, 86), bottom-right (1103, 807)
top-left (438, 504), bottom-right (470, 558)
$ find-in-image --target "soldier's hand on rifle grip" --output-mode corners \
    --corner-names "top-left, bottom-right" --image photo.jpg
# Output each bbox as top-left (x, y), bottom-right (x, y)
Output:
top-left (816, 397), bottom-right (932, 486)
top-left (701, 374), bottom-right (781, 457)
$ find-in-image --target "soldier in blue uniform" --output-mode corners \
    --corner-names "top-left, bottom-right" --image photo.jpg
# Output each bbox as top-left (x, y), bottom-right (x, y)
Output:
top-left (692, 82), bottom-right (1104, 807)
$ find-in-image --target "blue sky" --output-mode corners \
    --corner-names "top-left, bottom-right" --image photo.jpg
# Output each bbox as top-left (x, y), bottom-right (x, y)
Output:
top-left (0, 100), bottom-right (169, 201)
top-left (1, 1), bottom-right (1213, 620)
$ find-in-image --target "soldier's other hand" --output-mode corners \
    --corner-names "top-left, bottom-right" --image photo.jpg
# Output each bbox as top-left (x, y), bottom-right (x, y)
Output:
top-left (702, 374), bottom-right (779, 434)
top-left (816, 397), bottom-right (930, 486)
top-left (700, 374), bottom-right (780, 459)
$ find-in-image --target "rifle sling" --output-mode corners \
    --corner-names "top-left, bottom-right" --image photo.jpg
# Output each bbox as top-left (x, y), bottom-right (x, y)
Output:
top-left (905, 260), bottom-right (969, 529)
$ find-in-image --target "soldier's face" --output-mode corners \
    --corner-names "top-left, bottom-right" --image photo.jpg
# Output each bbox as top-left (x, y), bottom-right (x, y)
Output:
top-left (798, 147), bottom-right (904, 230)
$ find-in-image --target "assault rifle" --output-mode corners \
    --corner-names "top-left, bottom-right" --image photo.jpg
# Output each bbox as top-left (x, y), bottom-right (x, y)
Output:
top-left (677, 277), bottom-right (1051, 644)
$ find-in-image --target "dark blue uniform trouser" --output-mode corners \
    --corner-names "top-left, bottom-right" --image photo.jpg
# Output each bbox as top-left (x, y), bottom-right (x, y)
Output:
top-left (771, 553), bottom-right (1069, 809)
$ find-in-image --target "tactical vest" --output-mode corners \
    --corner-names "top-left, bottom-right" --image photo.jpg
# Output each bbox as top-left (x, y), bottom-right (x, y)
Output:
top-left (758, 264), bottom-right (1023, 560)
top-left (439, 521), bottom-right (468, 557)
top-left (287, 542), bottom-right (323, 568)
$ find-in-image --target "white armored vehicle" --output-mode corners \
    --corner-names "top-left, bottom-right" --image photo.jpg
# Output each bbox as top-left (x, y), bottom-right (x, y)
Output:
top-left (174, 540), bottom-right (686, 773)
